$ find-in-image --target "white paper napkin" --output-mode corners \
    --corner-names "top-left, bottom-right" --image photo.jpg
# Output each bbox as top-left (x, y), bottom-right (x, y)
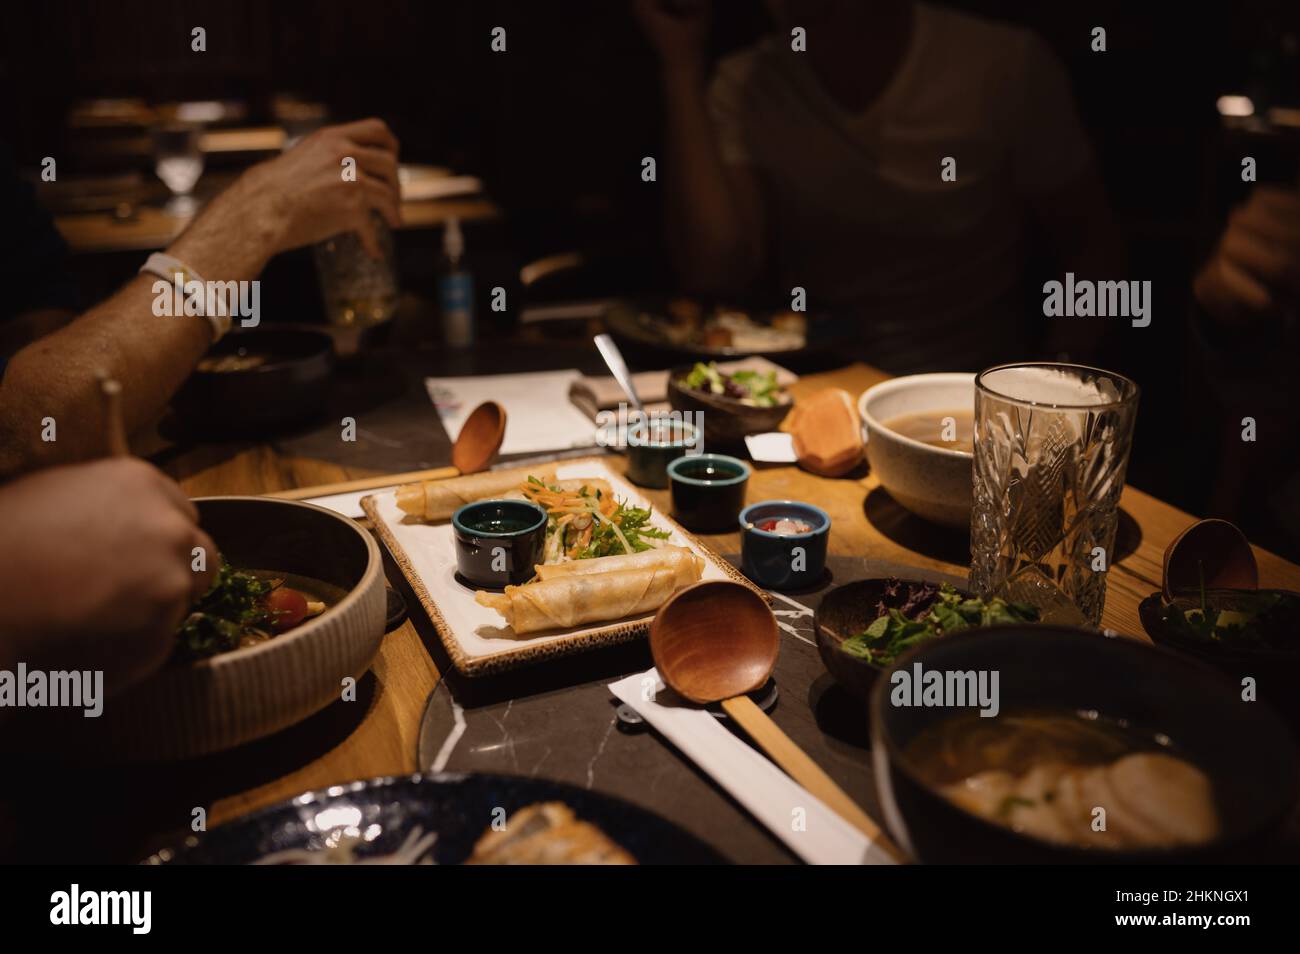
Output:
top-left (302, 488), bottom-right (390, 519)
top-left (425, 370), bottom-right (599, 455)
top-left (608, 669), bottom-right (896, 865)
top-left (744, 431), bottom-right (798, 463)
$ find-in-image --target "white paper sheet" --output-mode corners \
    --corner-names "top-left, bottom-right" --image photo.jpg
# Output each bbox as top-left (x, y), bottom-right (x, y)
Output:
top-left (608, 668), bottom-right (897, 866)
top-left (302, 488), bottom-right (391, 519)
top-left (425, 370), bottom-right (599, 455)
top-left (745, 431), bottom-right (798, 463)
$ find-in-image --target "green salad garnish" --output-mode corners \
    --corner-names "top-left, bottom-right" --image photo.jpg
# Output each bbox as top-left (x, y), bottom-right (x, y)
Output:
top-left (841, 582), bottom-right (1040, 667)
top-left (525, 475), bottom-right (670, 561)
top-left (575, 499), bottom-right (671, 559)
top-left (176, 563), bottom-right (276, 660)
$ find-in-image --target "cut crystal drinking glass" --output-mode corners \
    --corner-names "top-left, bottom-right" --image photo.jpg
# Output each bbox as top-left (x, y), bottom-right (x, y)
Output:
top-left (970, 363), bottom-right (1139, 626)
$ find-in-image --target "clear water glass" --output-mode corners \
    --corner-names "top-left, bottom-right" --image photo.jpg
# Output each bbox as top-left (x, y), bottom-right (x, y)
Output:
top-left (152, 123), bottom-right (204, 216)
top-left (312, 212), bottom-right (399, 328)
top-left (970, 362), bottom-right (1139, 626)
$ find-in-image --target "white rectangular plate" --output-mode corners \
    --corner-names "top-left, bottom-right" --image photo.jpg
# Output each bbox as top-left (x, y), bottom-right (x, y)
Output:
top-left (362, 459), bottom-right (760, 676)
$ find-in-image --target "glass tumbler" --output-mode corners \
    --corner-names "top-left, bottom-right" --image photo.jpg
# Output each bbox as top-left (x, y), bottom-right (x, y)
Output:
top-left (970, 362), bottom-right (1139, 626)
top-left (312, 212), bottom-right (399, 328)
top-left (152, 122), bottom-right (204, 216)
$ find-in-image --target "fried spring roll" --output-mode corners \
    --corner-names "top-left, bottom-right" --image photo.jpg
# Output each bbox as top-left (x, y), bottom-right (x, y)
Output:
top-left (394, 465), bottom-right (558, 522)
top-left (533, 546), bottom-right (702, 586)
top-left (476, 566), bottom-right (683, 635)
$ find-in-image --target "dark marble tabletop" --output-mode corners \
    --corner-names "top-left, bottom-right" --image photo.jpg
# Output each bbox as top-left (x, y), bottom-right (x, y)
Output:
top-left (412, 554), bottom-right (966, 863)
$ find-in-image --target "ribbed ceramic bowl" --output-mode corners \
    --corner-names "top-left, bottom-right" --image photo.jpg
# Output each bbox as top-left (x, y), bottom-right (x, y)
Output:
top-left (98, 496), bottom-right (387, 760)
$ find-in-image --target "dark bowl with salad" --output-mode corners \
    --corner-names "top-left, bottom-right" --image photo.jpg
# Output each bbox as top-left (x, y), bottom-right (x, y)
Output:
top-left (1139, 588), bottom-right (1300, 726)
top-left (815, 577), bottom-right (1041, 702)
top-left (668, 361), bottom-right (793, 447)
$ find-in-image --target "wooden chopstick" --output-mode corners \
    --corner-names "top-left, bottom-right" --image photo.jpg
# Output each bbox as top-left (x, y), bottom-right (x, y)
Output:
top-left (267, 448), bottom-right (607, 502)
top-left (721, 694), bottom-right (908, 863)
top-left (267, 465), bottom-right (459, 501)
top-left (97, 371), bottom-right (130, 458)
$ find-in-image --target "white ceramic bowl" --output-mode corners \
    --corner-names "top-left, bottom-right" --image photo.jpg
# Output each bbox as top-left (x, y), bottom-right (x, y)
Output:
top-left (858, 373), bottom-right (975, 529)
top-left (99, 497), bottom-right (388, 759)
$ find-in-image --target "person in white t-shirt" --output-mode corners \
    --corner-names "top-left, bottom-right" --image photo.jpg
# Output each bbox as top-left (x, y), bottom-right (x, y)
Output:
top-left (634, 0), bottom-right (1124, 372)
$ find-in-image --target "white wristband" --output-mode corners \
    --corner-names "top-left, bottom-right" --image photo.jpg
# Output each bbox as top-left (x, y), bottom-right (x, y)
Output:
top-left (139, 252), bottom-right (234, 343)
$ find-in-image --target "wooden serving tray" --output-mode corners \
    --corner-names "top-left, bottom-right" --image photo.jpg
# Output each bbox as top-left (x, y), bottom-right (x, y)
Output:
top-left (362, 458), bottom-right (764, 676)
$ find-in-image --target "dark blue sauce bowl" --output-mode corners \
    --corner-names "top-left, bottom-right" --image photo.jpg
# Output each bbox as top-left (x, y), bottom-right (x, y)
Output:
top-left (739, 500), bottom-right (831, 590)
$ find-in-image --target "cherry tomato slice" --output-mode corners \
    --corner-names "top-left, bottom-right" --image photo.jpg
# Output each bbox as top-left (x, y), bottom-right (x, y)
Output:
top-left (264, 586), bottom-right (309, 632)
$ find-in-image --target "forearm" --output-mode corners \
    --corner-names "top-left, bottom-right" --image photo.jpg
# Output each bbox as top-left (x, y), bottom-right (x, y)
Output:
top-left (0, 276), bottom-right (211, 473)
top-left (0, 171), bottom-right (284, 476)
top-left (660, 66), bottom-right (760, 294)
top-left (166, 170), bottom-right (280, 282)
top-left (0, 308), bottom-right (74, 359)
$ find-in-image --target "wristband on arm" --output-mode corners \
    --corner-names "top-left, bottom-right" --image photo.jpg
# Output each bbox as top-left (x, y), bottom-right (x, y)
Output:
top-left (138, 252), bottom-right (233, 342)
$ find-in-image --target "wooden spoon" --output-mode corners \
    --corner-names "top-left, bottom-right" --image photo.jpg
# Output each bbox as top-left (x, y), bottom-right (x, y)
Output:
top-left (650, 580), bottom-right (904, 862)
top-left (270, 400), bottom-right (506, 501)
top-left (1162, 518), bottom-right (1258, 599)
top-left (451, 400), bottom-right (507, 475)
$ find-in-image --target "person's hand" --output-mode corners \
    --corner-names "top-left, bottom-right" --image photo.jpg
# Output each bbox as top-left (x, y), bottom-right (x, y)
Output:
top-left (0, 459), bottom-right (217, 690)
top-left (633, 0), bottom-right (711, 72)
top-left (230, 118), bottom-right (402, 260)
top-left (1194, 186), bottom-right (1300, 328)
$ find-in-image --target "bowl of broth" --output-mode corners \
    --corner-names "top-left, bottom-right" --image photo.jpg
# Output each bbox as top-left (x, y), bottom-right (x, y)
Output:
top-left (858, 373), bottom-right (974, 528)
top-left (870, 625), bottom-right (1299, 863)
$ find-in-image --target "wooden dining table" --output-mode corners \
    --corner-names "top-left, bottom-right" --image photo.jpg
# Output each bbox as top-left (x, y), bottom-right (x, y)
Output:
top-left (55, 195), bottom-right (501, 255)
top-left (147, 357), bottom-right (1300, 847)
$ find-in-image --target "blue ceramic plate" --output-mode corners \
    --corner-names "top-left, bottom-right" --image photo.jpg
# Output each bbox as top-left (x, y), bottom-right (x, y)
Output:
top-left (145, 772), bottom-right (727, 865)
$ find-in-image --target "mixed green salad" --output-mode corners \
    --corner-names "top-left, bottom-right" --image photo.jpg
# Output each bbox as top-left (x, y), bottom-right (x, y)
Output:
top-left (841, 581), bottom-right (1040, 666)
top-left (1159, 587), bottom-right (1299, 652)
top-left (680, 362), bottom-right (784, 408)
top-left (176, 563), bottom-right (323, 659)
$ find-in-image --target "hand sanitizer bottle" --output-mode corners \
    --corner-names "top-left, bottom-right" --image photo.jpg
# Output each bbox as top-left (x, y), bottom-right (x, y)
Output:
top-left (438, 217), bottom-right (475, 348)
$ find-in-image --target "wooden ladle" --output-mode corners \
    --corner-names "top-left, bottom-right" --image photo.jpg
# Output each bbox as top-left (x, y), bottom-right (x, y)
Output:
top-left (650, 580), bottom-right (903, 862)
top-left (271, 400), bottom-right (506, 501)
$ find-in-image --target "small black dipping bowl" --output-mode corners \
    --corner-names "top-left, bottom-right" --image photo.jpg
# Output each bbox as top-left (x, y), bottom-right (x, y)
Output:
top-left (667, 453), bottom-right (750, 533)
top-left (171, 326), bottom-right (335, 437)
top-left (1138, 588), bottom-right (1300, 727)
top-left (452, 499), bottom-right (548, 588)
top-left (625, 417), bottom-right (699, 489)
top-left (871, 625), bottom-right (1299, 863)
top-left (739, 500), bottom-right (830, 590)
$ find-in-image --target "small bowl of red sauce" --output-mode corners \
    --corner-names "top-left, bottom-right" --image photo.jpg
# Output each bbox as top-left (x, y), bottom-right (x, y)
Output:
top-left (739, 500), bottom-right (831, 591)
